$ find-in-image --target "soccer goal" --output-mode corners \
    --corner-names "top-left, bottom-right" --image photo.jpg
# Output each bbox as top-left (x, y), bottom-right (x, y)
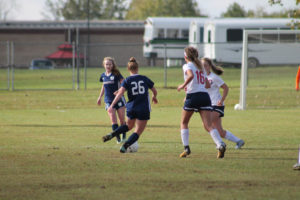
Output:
top-left (235, 29), bottom-right (300, 110)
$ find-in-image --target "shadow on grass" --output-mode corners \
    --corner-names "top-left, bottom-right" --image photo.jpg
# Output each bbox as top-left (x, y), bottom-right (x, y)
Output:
top-left (4, 124), bottom-right (177, 128)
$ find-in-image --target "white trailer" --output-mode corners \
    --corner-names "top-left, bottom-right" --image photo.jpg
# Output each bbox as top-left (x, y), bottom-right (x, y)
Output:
top-left (189, 18), bottom-right (208, 57)
top-left (143, 17), bottom-right (200, 65)
top-left (202, 18), bottom-right (300, 67)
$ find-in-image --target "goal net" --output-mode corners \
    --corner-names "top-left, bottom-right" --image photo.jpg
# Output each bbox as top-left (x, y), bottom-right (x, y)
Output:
top-left (235, 29), bottom-right (300, 110)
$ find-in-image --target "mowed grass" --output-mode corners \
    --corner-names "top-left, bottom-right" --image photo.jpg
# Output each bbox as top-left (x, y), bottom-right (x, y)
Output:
top-left (1, 66), bottom-right (300, 200)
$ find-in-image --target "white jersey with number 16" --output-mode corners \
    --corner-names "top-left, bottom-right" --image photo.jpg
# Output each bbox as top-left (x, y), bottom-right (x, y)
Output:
top-left (183, 62), bottom-right (207, 94)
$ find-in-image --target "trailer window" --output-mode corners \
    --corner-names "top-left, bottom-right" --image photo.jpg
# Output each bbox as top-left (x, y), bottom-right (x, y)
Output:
top-left (181, 29), bottom-right (189, 39)
top-left (279, 34), bottom-right (296, 43)
top-left (227, 29), bottom-right (243, 42)
top-left (167, 29), bottom-right (179, 38)
top-left (157, 29), bottom-right (165, 38)
top-left (248, 34), bottom-right (260, 43)
top-left (199, 27), bottom-right (204, 43)
top-left (262, 34), bottom-right (278, 43)
top-left (208, 30), bottom-right (211, 43)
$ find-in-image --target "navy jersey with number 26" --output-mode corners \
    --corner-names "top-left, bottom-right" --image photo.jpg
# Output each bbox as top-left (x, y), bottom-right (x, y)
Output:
top-left (121, 74), bottom-right (154, 113)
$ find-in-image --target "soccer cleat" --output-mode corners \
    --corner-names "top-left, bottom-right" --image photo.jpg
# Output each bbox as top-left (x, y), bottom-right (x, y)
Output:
top-left (217, 144), bottom-right (226, 159)
top-left (235, 140), bottom-right (245, 149)
top-left (179, 147), bottom-right (191, 158)
top-left (120, 145), bottom-right (127, 153)
top-left (102, 134), bottom-right (112, 142)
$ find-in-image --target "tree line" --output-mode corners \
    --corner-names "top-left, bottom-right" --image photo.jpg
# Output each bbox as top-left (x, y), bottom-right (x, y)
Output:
top-left (42, 0), bottom-right (300, 20)
top-left (0, 0), bottom-right (299, 20)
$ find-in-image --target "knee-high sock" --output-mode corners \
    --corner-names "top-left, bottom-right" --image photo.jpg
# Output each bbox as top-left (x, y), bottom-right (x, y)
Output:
top-left (124, 133), bottom-right (139, 148)
top-left (225, 130), bottom-right (240, 143)
top-left (181, 129), bottom-right (189, 147)
top-left (111, 125), bottom-right (129, 138)
top-left (209, 129), bottom-right (224, 148)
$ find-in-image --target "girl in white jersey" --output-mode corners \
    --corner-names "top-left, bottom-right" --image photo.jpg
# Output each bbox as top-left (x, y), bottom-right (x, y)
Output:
top-left (177, 47), bottom-right (226, 159)
top-left (201, 58), bottom-right (245, 149)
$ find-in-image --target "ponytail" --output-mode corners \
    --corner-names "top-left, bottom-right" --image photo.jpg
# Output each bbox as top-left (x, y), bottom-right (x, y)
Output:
top-left (201, 57), bottom-right (223, 75)
top-left (184, 46), bottom-right (204, 72)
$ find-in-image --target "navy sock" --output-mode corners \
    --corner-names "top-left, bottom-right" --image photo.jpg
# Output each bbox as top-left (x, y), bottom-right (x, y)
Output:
top-left (124, 133), bottom-right (139, 148)
top-left (112, 124), bottom-right (120, 141)
top-left (111, 125), bottom-right (129, 138)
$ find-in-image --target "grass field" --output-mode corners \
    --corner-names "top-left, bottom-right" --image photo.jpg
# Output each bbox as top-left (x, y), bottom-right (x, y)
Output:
top-left (1, 66), bottom-right (300, 200)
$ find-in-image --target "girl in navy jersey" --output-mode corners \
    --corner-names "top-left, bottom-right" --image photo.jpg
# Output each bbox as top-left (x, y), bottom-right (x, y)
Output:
top-left (201, 57), bottom-right (244, 149)
top-left (97, 57), bottom-right (126, 143)
top-left (177, 47), bottom-right (226, 158)
top-left (102, 57), bottom-right (158, 153)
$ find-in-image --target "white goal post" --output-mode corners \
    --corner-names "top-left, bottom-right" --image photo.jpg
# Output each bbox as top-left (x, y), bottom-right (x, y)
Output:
top-left (235, 29), bottom-right (300, 110)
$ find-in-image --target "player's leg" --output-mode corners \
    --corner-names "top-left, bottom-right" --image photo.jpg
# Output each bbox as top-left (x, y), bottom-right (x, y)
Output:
top-left (200, 110), bottom-right (226, 158)
top-left (179, 109), bottom-right (194, 157)
top-left (120, 119), bottom-right (147, 153)
top-left (211, 111), bottom-right (226, 138)
top-left (116, 106), bottom-right (126, 142)
top-left (102, 117), bottom-right (134, 143)
top-left (107, 108), bottom-right (121, 143)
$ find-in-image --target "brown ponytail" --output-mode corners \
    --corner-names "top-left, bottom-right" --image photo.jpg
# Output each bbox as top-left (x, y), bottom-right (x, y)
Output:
top-left (184, 46), bottom-right (203, 71)
top-left (201, 57), bottom-right (224, 75)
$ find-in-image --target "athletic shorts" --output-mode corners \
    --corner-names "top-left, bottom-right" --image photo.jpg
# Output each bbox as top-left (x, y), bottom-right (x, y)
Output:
top-left (105, 98), bottom-right (126, 110)
top-left (126, 109), bottom-right (150, 120)
top-left (212, 106), bottom-right (225, 117)
top-left (183, 92), bottom-right (212, 112)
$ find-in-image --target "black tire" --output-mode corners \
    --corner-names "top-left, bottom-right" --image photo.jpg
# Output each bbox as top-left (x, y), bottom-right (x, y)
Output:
top-left (248, 57), bottom-right (259, 68)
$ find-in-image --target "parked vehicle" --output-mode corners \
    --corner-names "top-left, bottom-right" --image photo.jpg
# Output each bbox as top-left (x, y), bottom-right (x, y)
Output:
top-left (201, 18), bottom-right (299, 67)
top-left (143, 17), bottom-right (202, 65)
top-left (29, 59), bottom-right (55, 69)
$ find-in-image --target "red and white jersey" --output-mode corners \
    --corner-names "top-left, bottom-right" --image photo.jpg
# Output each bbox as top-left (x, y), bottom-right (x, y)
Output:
top-left (183, 62), bottom-right (207, 94)
top-left (206, 72), bottom-right (225, 106)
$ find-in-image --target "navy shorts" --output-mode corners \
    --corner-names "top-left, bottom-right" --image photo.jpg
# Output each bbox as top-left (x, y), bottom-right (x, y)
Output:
top-left (105, 98), bottom-right (126, 110)
top-left (184, 92), bottom-right (212, 112)
top-left (212, 106), bottom-right (225, 117)
top-left (126, 109), bottom-right (150, 120)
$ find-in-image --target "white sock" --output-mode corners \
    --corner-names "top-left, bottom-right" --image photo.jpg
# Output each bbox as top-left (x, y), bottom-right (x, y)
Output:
top-left (224, 130), bottom-right (240, 143)
top-left (209, 129), bottom-right (223, 148)
top-left (181, 129), bottom-right (189, 147)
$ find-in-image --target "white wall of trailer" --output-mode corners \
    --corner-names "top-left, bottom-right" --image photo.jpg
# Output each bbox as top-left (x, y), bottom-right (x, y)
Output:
top-left (143, 17), bottom-right (200, 60)
top-left (188, 19), bottom-right (207, 57)
top-left (203, 18), bottom-right (300, 66)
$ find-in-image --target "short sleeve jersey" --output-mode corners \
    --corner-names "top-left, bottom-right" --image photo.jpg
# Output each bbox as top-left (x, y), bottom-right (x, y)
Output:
top-left (121, 74), bottom-right (154, 112)
top-left (100, 72), bottom-right (123, 103)
top-left (183, 62), bottom-right (207, 94)
top-left (206, 72), bottom-right (225, 106)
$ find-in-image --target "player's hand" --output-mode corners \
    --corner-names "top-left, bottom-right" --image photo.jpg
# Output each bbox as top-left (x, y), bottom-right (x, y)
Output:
top-left (97, 97), bottom-right (101, 106)
top-left (217, 100), bottom-right (223, 106)
top-left (177, 84), bottom-right (185, 92)
top-left (107, 106), bottom-right (113, 113)
top-left (152, 96), bottom-right (158, 104)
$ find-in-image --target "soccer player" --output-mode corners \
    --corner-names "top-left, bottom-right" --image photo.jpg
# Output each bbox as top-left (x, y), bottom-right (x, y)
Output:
top-left (102, 57), bottom-right (158, 153)
top-left (201, 57), bottom-right (245, 149)
top-left (177, 46), bottom-right (226, 159)
top-left (97, 57), bottom-right (126, 143)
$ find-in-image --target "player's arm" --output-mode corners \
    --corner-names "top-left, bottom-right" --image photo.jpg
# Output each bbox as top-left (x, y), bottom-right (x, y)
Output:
top-left (177, 69), bottom-right (193, 92)
top-left (97, 85), bottom-right (104, 106)
top-left (108, 87), bottom-right (126, 112)
top-left (150, 86), bottom-right (158, 104)
top-left (205, 77), bottom-right (211, 89)
top-left (218, 83), bottom-right (229, 106)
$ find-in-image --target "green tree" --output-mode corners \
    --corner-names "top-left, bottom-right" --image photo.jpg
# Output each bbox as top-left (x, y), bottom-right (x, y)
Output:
top-left (125, 0), bottom-right (202, 20)
top-left (221, 2), bottom-right (247, 18)
top-left (43, 0), bottom-right (127, 20)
